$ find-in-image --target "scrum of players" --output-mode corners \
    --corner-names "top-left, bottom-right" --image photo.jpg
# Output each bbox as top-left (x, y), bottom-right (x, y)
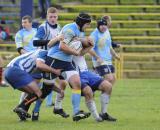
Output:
top-left (4, 7), bottom-right (120, 122)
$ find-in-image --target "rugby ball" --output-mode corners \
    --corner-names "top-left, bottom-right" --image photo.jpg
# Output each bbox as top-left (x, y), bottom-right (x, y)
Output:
top-left (69, 40), bottom-right (82, 51)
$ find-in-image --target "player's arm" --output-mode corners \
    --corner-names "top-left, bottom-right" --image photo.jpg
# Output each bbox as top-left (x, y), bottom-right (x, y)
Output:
top-left (110, 47), bottom-right (120, 60)
top-left (15, 31), bottom-right (27, 54)
top-left (112, 41), bottom-right (121, 48)
top-left (80, 37), bottom-right (94, 55)
top-left (36, 59), bottom-right (61, 76)
top-left (59, 41), bottom-right (80, 56)
top-left (59, 29), bottom-right (80, 56)
top-left (33, 26), bottom-right (49, 47)
top-left (48, 34), bottom-right (64, 48)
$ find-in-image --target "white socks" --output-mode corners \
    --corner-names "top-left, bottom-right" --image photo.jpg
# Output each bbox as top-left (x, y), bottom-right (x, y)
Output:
top-left (86, 100), bottom-right (100, 120)
top-left (100, 93), bottom-right (110, 114)
top-left (19, 92), bottom-right (28, 104)
top-left (54, 93), bottom-right (63, 109)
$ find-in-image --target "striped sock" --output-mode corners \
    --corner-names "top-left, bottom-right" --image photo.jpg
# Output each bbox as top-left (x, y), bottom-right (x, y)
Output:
top-left (71, 89), bottom-right (81, 115)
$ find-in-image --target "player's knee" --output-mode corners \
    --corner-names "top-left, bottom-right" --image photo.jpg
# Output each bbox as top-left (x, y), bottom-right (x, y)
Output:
top-left (83, 88), bottom-right (93, 100)
top-left (100, 80), bottom-right (112, 94)
top-left (60, 80), bottom-right (67, 89)
top-left (36, 89), bottom-right (42, 98)
top-left (69, 77), bottom-right (81, 89)
top-left (105, 75), bottom-right (116, 85)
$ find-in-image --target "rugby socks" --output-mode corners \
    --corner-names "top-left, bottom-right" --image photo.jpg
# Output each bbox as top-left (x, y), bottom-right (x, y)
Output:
top-left (33, 83), bottom-right (53, 112)
top-left (71, 89), bottom-right (81, 115)
top-left (86, 100), bottom-right (100, 120)
top-left (0, 67), bottom-right (2, 85)
top-left (18, 93), bottom-right (39, 111)
top-left (19, 92), bottom-right (28, 104)
top-left (33, 99), bottom-right (43, 113)
top-left (46, 91), bottom-right (53, 106)
top-left (54, 93), bottom-right (63, 109)
top-left (40, 83), bottom-right (53, 99)
top-left (100, 93), bottom-right (110, 113)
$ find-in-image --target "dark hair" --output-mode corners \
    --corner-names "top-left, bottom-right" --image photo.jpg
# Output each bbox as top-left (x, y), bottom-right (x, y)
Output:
top-left (75, 12), bottom-right (91, 31)
top-left (22, 15), bottom-right (32, 23)
top-left (97, 19), bottom-right (107, 30)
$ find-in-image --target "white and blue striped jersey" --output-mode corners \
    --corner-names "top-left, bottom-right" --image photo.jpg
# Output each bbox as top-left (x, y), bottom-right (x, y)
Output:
top-left (34, 21), bottom-right (61, 50)
top-left (7, 49), bottom-right (48, 74)
top-left (90, 28), bottom-right (112, 67)
top-left (15, 28), bottom-right (37, 52)
top-left (47, 22), bottom-right (81, 62)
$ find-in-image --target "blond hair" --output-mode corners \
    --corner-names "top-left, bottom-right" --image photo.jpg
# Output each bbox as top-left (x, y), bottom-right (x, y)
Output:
top-left (102, 15), bottom-right (112, 27)
top-left (47, 7), bottom-right (58, 15)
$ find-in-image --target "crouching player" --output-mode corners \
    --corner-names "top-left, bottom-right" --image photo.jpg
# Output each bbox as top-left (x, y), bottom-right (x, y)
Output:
top-left (72, 35), bottom-right (117, 122)
top-left (4, 49), bottom-right (62, 121)
top-left (73, 55), bottom-right (117, 122)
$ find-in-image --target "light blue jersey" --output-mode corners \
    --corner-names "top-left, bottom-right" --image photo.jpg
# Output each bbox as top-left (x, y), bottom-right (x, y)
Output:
top-left (47, 22), bottom-right (81, 62)
top-left (7, 49), bottom-right (47, 74)
top-left (90, 28), bottom-right (112, 67)
top-left (15, 28), bottom-right (37, 52)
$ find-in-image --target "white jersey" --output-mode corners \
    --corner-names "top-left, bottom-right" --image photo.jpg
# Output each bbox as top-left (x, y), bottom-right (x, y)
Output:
top-left (7, 49), bottom-right (47, 74)
top-left (73, 56), bottom-right (88, 72)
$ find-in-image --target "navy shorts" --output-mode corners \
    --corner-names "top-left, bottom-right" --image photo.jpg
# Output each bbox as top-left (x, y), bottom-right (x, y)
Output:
top-left (43, 56), bottom-right (76, 81)
top-left (80, 71), bottom-right (104, 93)
top-left (95, 65), bottom-right (115, 77)
top-left (4, 67), bottom-right (34, 89)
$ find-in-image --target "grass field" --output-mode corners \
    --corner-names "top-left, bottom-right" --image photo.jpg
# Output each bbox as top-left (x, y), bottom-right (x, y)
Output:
top-left (0, 79), bottom-right (160, 130)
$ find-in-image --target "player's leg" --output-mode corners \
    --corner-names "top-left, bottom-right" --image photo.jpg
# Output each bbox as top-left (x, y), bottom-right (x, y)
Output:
top-left (98, 80), bottom-right (117, 121)
top-left (31, 82), bottom-right (54, 121)
top-left (19, 92), bottom-right (28, 104)
top-left (82, 86), bottom-right (102, 122)
top-left (81, 71), bottom-right (104, 122)
top-left (46, 91), bottom-right (54, 106)
top-left (64, 70), bottom-right (90, 121)
top-left (54, 79), bottom-right (69, 118)
top-left (103, 65), bottom-right (116, 85)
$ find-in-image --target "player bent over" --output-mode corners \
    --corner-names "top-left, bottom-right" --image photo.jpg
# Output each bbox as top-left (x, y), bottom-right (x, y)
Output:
top-left (4, 49), bottom-right (62, 121)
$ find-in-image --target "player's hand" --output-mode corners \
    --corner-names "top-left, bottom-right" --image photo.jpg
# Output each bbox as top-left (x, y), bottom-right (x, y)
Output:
top-left (87, 37), bottom-right (94, 46)
top-left (53, 69), bottom-right (62, 76)
top-left (97, 57), bottom-right (103, 64)
top-left (57, 34), bottom-right (64, 41)
top-left (116, 54), bottom-right (120, 61)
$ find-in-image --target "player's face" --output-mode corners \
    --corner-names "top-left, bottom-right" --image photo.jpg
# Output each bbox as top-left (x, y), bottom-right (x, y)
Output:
top-left (47, 13), bottom-right (58, 25)
top-left (99, 25), bottom-right (107, 33)
top-left (82, 22), bottom-right (91, 31)
top-left (22, 19), bottom-right (32, 30)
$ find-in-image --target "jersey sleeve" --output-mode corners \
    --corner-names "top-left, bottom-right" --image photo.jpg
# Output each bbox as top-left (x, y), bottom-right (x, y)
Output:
top-left (34, 26), bottom-right (46, 40)
top-left (62, 28), bottom-right (75, 45)
top-left (37, 50), bottom-right (48, 62)
top-left (15, 31), bottom-right (23, 49)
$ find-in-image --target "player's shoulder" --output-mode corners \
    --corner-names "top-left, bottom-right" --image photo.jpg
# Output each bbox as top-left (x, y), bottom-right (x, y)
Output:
top-left (16, 28), bottom-right (25, 35)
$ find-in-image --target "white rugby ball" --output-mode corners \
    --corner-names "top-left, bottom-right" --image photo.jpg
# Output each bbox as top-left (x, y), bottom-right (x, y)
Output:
top-left (69, 40), bottom-right (82, 51)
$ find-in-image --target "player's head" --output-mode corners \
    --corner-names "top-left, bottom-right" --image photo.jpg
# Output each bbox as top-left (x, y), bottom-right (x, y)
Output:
top-left (22, 15), bottom-right (32, 30)
top-left (47, 7), bottom-right (58, 26)
top-left (97, 18), bottom-right (107, 33)
top-left (75, 12), bottom-right (91, 32)
top-left (102, 15), bottom-right (112, 28)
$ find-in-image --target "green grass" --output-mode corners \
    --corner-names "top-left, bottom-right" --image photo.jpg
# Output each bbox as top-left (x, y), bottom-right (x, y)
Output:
top-left (0, 79), bottom-right (160, 130)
